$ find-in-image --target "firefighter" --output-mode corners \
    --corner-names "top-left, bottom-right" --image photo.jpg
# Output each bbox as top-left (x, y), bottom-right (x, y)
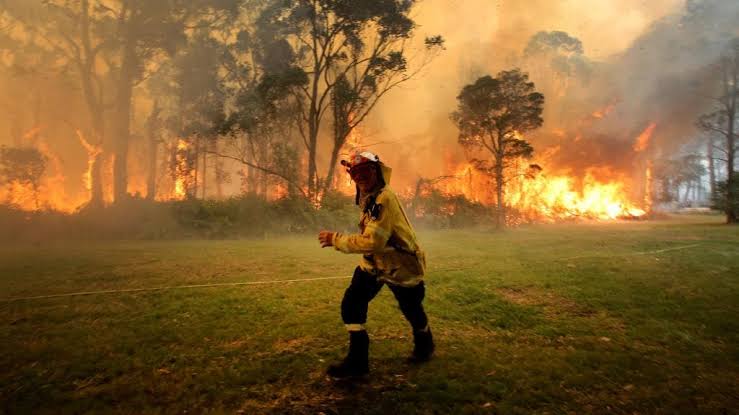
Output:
top-left (318, 151), bottom-right (434, 378)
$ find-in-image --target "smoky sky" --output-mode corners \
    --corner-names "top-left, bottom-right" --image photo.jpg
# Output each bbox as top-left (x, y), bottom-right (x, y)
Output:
top-left (366, 0), bottom-right (738, 189)
top-left (1, 0), bottom-right (737, 200)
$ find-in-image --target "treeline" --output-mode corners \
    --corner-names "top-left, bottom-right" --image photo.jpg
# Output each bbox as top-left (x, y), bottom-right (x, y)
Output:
top-left (0, 0), bottom-right (443, 207)
top-left (0, 1), bottom-right (736, 224)
top-left (0, 191), bottom-right (494, 241)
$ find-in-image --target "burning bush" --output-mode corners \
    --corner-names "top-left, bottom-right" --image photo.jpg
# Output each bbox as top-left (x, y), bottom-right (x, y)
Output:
top-left (0, 146), bottom-right (47, 210)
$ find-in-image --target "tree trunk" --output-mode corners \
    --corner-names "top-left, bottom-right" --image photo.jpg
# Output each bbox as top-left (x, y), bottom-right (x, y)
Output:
top-left (306, 7), bottom-right (321, 202)
top-left (696, 181), bottom-right (701, 204)
top-left (257, 139), bottom-right (268, 197)
top-left (308, 112), bottom-right (318, 201)
top-left (246, 143), bottom-right (256, 194)
top-left (215, 159), bottom-right (224, 199)
top-left (661, 177), bottom-right (670, 202)
top-left (214, 141), bottom-right (224, 199)
top-left (78, 0), bottom-right (104, 208)
top-left (684, 183), bottom-right (690, 205)
top-left (411, 178), bottom-right (425, 217)
top-left (322, 98), bottom-right (352, 198)
top-left (201, 141), bottom-right (207, 199)
top-left (727, 114), bottom-right (736, 222)
top-left (322, 143), bottom-right (341, 197)
top-left (676, 184), bottom-right (682, 205)
top-left (723, 48), bottom-right (737, 223)
top-left (192, 139), bottom-right (199, 199)
top-left (90, 152), bottom-right (103, 206)
top-left (146, 143), bottom-right (156, 201)
top-left (146, 104), bottom-right (159, 201)
top-left (495, 155), bottom-right (505, 228)
top-left (707, 135), bottom-right (716, 198)
top-left (80, 114), bottom-right (105, 208)
top-left (113, 43), bottom-right (136, 204)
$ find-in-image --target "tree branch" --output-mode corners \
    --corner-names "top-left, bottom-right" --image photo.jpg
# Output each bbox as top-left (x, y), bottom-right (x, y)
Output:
top-left (206, 150), bottom-right (308, 199)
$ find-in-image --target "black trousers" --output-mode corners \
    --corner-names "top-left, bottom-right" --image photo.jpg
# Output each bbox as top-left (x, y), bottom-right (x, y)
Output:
top-left (341, 266), bottom-right (428, 331)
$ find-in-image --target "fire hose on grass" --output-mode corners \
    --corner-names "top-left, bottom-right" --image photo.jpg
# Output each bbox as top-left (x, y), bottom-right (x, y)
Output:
top-left (1, 244), bottom-right (703, 303)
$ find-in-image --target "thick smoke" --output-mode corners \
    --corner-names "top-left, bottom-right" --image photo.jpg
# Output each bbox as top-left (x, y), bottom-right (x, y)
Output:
top-left (1, 0), bottom-right (737, 208)
top-left (367, 0), bottom-right (738, 191)
top-left (596, 0), bottom-right (739, 153)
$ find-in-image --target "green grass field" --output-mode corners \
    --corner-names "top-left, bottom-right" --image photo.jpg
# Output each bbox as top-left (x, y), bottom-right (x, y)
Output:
top-left (1, 215), bottom-right (738, 414)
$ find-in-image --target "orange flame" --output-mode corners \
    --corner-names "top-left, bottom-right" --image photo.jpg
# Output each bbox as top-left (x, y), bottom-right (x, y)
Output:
top-left (0, 127), bottom-right (91, 212)
top-left (591, 103), bottom-right (616, 119)
top-left (272, 183), bottom-right (288, 200)
top-left (335, 115), bottom-right (363, 196)
top-left (426, 125), bottom-right (652, 222)
top-left (633, 122), bottom-right (656, 152)
top-left (76, 130), bottom-right (102, 195)
top-left (508, 170), bottom-right (645, 220)
top-left (430, 161), bottom-right (645, 221)
top-left (174, 139), bottom-right (194, 199)
top-left (644, 160), bottom-right (653, 212)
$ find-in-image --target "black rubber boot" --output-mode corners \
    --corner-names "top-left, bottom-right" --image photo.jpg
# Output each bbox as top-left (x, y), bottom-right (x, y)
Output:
top-left (408, 328), bottom-right (434, 363)
top-left (327, 330), bottom-right (369, 378)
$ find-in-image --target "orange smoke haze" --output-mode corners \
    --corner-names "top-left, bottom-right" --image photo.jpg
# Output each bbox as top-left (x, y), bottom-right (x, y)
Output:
top-left (1, 0), bottom-right (733, 221)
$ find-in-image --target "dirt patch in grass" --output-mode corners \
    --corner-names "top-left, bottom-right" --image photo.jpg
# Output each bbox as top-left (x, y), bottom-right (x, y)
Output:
top-left (496, 286), bottom-right (596, 318)
top-left (496, 286), bottom-right (630, 335)
top-left (238, 365), bottom-right (438, 415)
top-left (272, 336), bottom-right (316, 354)
top-left (222, 338), bottom-right (250, 350)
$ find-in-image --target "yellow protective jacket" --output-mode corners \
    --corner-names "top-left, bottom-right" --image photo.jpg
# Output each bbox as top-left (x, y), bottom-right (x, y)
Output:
top-left (332, 163), bottom-right (426, 287)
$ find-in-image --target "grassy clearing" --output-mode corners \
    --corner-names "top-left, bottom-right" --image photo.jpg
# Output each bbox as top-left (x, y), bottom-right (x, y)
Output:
top-left (1, 215), bottom-right (738, 414)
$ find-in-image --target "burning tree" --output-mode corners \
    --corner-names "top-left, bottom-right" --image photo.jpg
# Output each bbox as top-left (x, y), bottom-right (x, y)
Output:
top-left (152, 4), bottom-right (311, 201)
top-left (165, 30), bottom-right (228, 200)
top-left (3, 0), bottom-right (240, 205)
top-left (171, 139), bottom-right (197, 199)
top-left (451, 69), bottom-right (544, 228)
top-left (144, 102), bottom-right (162, 201)
top-left (0, 146), bottom-right (47, 209)
top-left (1, 0), bottom-right (108, 206)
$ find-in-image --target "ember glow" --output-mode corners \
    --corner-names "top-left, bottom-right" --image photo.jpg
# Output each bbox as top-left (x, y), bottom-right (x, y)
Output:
top-left (416, 123), bottom-right (656, 223)
top-left (591, 103), bottom-right (616, 119)
top-left (633, 123), bottom-right (656, 152)
top-left (325, 114), bottom-right (653, 222)
top-left (174, 139), bottom-right (194, 200)
top-left (507, 170), bottom-right (646, 220)
top-left (1, 119), bottom-right (654, 223)
top-left (76, 131), bottom-right (102, 196)
top-left (335, 116), bottom-right (364, 196)
top-left (0, 128), bottom-right (88, 213)
top-left (1, 0), bottom-right (730, 223)
top-left (429, 161), bottom-right (647, 222)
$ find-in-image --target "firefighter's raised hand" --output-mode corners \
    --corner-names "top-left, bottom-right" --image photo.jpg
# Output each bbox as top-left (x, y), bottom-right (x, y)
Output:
top-left (318, 230), bottom-right (335, 248)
